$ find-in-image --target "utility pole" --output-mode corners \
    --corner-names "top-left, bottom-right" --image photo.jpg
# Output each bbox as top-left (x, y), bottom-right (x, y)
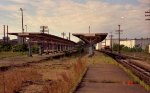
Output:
top-left (61, 32), bottom-right (66, 38)
top-left (20, 8), bottom-right (24, 44)
top-left (20, 8), bottom-right (24, 33)
top-left (3, 25), bottom-right (5, 44)
top-left (40, 26), bottom-right (49, 33)
top-left (116, 25), bottom-right (123, 54)
top-left (109, 32), bottom-right (113, 52)
top-left (7, 25), bottom-right (8, 43)
top-left (145, 10), bottom-right (150, 20)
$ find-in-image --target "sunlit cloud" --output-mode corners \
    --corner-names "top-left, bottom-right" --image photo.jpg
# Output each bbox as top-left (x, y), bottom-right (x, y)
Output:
top-left (0, 0), bottom-right (149, 42)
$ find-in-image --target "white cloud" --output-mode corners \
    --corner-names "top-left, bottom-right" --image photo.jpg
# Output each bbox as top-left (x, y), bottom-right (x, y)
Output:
top-left (138, 0), bottom-right (150, 4)
top-left (0, 0), bottom-right (149, 41)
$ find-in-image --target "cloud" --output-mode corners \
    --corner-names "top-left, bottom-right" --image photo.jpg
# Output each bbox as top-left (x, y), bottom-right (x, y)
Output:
top-left (138, 0), bottom-right (150, 4)
top-left (0, 0), bottom-right (149, 41)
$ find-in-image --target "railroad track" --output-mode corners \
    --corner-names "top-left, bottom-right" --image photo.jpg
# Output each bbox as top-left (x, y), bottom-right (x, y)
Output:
top-left (101, 50), bottom-right (150, 85)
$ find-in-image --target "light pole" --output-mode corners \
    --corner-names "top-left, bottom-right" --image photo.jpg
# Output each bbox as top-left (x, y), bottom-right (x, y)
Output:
top-left (20, 8), bottom-right (24, 44)
top-left (20, 8), bottom-right (24, 33)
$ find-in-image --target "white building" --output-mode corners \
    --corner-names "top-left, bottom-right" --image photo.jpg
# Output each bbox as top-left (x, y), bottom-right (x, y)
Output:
top-left (96, 38), bottom-right (150, 50)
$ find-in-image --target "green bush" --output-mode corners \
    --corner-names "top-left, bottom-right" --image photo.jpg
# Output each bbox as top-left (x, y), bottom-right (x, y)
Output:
top-left (0, 43), bottom-right (12, 52)
top-left (144, 45), bottom-right (149, 53)
top-left (112, 44), bottom-right (124, 51)
top-left (32, 45), bottom-right (39, 53)
top-left (113, 44), bottom-right (144, 52)
top-left (12, 44), bottom-right (28, 52)
top-left (130, 47), bottom-right (143, 52)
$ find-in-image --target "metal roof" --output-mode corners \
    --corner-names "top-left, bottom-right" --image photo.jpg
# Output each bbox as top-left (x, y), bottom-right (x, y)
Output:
top-left (72, 33), bottom-right (108, 44)
top-left (8, 32), bottom-right (76, 45)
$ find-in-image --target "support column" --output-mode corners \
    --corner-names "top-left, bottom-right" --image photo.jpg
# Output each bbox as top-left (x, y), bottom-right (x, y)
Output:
top-left (88, 44), bottom-right (93, 55)
top-left (28, 38), bottom-right (32, 57)
top-left (56, 44), bottom-right (59, 52)
top-left (39, 43), bottom-right (43, 55)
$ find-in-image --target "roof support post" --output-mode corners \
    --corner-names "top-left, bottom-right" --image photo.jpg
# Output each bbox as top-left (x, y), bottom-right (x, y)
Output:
top-left (88, 44), bottom-right (94, 56)
top-left (38, 43), bottom-right (43, 55)
top-left (28, 38), bottom-right (32, 57)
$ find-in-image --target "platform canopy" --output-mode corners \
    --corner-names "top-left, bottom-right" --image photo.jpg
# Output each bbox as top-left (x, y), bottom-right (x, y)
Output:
top-left (72, 33), bottom-right (108, 44)
top-left (9, 32), bottom-right (76, 45)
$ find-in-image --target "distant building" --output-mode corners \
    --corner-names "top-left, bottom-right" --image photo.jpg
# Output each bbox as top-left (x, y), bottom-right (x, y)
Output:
top-left (96, 38), bottom-right (150, 50)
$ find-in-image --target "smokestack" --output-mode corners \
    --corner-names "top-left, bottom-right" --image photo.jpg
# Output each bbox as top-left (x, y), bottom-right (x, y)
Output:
top-left (7, 25), bottom-right (8, 43)
top-left (3, 25), bottom-right (5, 43)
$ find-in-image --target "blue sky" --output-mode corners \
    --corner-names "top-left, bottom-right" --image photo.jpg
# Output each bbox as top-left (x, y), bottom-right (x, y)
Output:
top-left (0, 0), bottom-right (150, 41)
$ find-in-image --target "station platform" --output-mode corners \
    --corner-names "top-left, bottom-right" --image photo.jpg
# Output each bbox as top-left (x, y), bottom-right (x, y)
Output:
top-left (75, 60), bottom-right (149, 93)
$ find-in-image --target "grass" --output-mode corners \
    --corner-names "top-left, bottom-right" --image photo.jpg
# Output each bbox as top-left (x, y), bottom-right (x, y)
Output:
top-left (119, 64), bottom-right (150, 91)
top-left (122, 51), bottom-right (150, 64)
top-left (0, 52), bottom-right (26, 59)
top-left (0, 52), bottom-right (149, 93)
top-left (0, 54), bottom-right (89, 93)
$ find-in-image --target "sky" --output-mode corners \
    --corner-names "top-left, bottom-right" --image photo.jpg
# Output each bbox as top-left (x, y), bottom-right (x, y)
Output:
top-left (0, 0), bottom-right (150, 42)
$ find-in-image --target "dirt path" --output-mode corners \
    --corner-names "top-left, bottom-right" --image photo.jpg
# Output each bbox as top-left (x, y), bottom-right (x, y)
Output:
top-left (74, 62), bottom-right (149, 93)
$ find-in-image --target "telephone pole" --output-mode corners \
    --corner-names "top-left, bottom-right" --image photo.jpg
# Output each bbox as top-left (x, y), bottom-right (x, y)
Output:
top-left (6, 25), bottom-right (8, 43)
top-left (116, 25), bottom-right (123, 54)
top-left (40, 26), bottom-right (49, 33)
top-left (20, 8), bottom-right (24, 44)
top-left (3, 25), bottom-right (5, 44)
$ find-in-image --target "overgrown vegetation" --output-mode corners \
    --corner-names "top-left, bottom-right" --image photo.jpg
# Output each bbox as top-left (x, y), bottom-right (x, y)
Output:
top-left (0, 43), bottom-right (40, 54)
top-left (0, 55), bottom-right (88, 93)
top-left (31, 45), bottom-right (39, 53)
top-left (113, 44), bottom-right (147, 52)
top-left (12, 44), bottom-right (28, 52)
top-left (0, 43), bottom-right (12, 52)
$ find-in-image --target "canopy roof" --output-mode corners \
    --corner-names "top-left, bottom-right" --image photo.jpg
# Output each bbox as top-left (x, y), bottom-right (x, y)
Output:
top-left (72, 33), bottom-right (108, 44)
top-left (9, 32), bottom-right (76, 45)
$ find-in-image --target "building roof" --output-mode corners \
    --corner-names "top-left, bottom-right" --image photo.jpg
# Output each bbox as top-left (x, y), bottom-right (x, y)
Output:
top-left (72, 33), bottom-right (108, 44)
top-left (8, 32), bottom-right (76, 45)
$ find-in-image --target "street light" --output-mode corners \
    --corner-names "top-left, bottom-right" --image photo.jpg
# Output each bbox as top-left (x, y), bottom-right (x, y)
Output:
top-left (20, 8), bottom-right (25, 44)
top-left (20, 8), bottom-right (24, 33)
